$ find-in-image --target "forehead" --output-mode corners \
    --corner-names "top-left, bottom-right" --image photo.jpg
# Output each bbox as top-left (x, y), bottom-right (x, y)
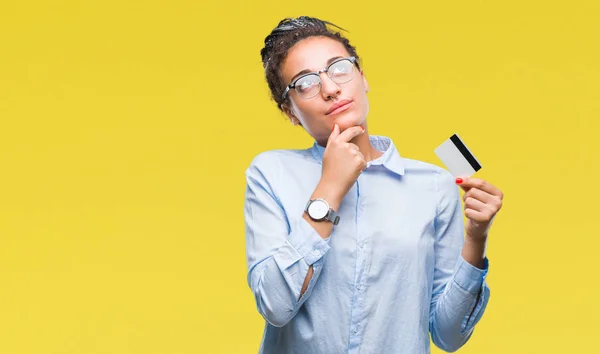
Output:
top-left (281, 36), bottom-right (351, 81)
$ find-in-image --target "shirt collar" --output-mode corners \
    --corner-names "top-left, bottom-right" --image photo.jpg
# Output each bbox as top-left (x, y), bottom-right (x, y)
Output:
top-left (309, 135), bottom-right (405, 176)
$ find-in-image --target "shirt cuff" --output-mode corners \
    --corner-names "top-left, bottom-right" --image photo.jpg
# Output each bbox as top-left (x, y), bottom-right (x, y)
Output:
top-left (453, 255), bottom-right (489, 295)
top-left (285, 216), bottom-right (331, 266)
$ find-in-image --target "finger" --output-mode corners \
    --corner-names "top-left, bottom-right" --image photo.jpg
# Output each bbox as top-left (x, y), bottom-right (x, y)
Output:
top-left (356, 154), bottom-right (367, 171)
top-left (346, 142), bottom-right (360, 151)
top-left (455, 176), bottom-right (471, 192)
top-left (458, 177), bottom-right (503, 198)
top-left (464, 197), bottom-right (497, 222)
top-left (464, 196), bottom-right (488, 212)
top-left (336, 125), bottom-right (365, 142)
top-left (463, 187), bottom-right (502, 207)
top-left (464, 209), bottom-right (493, 223)
top-left (327, 124), bottom-right (340, 145)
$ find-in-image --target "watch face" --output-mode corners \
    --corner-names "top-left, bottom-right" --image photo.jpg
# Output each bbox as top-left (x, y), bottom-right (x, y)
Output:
top-left (308, 199), bottom-right (329, 219)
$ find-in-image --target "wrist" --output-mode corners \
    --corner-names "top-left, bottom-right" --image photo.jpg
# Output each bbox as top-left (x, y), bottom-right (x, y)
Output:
top-left (461, 238), bottom-right (487, 269)
top-left (312, 180), bottom-right (343, 211)
top-left (465, 232), bottom-right (489, 245)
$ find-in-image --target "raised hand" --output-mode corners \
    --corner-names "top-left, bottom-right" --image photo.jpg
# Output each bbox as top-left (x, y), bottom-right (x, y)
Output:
top-left (320, 124), bottom-right (366, 201)
top-left (456, 176), bottom-right (504, 242)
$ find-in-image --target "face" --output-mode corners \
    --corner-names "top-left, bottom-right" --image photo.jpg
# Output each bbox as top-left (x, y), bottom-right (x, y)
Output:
top-left (280, 36), bottom-right (370, 143)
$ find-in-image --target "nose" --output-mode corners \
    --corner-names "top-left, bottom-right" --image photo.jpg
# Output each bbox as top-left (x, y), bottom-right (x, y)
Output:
top-left (319, 73), bottom-right (341, 100)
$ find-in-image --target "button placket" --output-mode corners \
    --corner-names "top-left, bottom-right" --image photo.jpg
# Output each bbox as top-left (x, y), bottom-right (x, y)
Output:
top-left (350, 178), bottom-right (366, 344)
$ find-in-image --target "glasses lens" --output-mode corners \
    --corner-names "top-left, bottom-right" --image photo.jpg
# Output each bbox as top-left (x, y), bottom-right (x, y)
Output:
top-left (295, 74), bottom-right (321, 99)
top-left (328, 59), bottom-right (355, 84)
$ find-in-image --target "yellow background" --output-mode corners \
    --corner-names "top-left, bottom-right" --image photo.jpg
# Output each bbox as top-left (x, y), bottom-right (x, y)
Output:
top-left (1, 0), bottom-right (598, 353)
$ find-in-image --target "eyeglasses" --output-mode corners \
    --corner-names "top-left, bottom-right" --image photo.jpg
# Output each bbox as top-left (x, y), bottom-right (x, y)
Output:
top-left (281, 56), bottom-right (358, 100)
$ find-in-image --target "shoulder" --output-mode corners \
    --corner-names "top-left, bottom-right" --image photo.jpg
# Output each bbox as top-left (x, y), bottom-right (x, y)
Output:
top-left (247, 148), bottom-right (312, 169)
top-left (401, 157), bottom-right (456, 193)
top-left (401, 157), bottom-right (452, 181)
top-left (249, 148), bottom-right (311, 165)
top-left (245, 148), bottom-right (314, 179)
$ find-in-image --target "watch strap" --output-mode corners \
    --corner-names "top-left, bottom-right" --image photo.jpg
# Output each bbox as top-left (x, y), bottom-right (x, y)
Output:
top-left (326, 209), bottom-right (340, 225)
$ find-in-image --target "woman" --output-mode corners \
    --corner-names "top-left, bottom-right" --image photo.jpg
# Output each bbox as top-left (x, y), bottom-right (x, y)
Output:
top-left (244, 16), bottom-right (503, 354)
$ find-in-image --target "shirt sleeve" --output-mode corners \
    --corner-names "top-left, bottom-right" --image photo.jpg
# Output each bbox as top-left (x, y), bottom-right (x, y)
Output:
top-left (244, 155), bottom-right (331, 327)
top-left (429, 169), bottom-right (491, 352)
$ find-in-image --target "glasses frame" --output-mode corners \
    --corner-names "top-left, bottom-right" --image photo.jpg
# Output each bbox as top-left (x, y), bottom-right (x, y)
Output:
top-left (281, 56), bottom-right (358, 100)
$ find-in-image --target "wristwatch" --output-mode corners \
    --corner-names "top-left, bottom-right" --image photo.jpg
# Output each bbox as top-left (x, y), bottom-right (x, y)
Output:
top-left (304, 198), bottom-right (340, 225)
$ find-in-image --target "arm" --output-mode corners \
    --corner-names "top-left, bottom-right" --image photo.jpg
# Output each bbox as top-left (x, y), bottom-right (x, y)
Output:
top-left (299, 182), bottom-right (342, 297)
top-left (429, 170), bottom-right (491, 352)
top-left (244, 160), bottom-right (340, 327)
top-left (245, 126), bottom-right (366, 327)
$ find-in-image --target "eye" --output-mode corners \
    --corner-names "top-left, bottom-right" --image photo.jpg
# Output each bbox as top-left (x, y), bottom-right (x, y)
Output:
top-left (296, 75), bottom-right (320, 92)
top-left (330, 61), bottom-right (352, 76)
top-left (331, 66), bottom-right (349, 74)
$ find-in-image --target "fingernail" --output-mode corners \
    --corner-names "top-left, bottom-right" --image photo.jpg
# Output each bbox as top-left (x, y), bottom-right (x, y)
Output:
top-left (455, 178), bottom-right (463, 184)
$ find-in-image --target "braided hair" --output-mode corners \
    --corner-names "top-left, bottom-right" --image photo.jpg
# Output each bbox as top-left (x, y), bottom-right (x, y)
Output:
top-left (260, 16), bottom-right (361, 111)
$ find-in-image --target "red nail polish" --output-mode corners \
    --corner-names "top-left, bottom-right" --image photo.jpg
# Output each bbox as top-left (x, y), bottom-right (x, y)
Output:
top-left (455, 178), bottom-right (463, 184)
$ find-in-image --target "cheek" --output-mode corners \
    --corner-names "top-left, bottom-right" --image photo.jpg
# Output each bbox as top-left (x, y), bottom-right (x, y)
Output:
top-left (353, 78), bottom-right (368, 98)
top-left (292, 100), bottom-right (326, 128)
top-left (294, 102), bottom-right (317, 121)
top-left (354, 86), bottom-right (370, 110)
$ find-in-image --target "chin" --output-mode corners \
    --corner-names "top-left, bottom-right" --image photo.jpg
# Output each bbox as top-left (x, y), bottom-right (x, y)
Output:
top-left (333, 113), bottom-right (366, 130)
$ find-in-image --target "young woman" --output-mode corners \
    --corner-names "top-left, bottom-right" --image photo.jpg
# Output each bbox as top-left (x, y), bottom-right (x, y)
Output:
top-left (244, 16), bottom-right (504, 354)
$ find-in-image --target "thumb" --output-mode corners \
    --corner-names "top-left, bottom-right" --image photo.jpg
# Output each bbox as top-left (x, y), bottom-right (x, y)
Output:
top-left (456, 176), bottom-right (470, 192)
top-left (327, 124), bottom-right (340, 144)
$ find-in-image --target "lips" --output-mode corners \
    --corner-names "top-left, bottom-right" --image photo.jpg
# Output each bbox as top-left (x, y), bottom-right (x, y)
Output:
top-left (326, 99), bottom-right (353, 115)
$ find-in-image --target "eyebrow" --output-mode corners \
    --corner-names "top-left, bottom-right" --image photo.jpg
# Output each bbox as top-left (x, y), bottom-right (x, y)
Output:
top-left (289, 56), bottom-right (344, 83)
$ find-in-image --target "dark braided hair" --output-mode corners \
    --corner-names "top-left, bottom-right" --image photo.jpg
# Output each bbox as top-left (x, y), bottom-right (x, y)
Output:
top-left (260, 16), bottom-right (361, 111)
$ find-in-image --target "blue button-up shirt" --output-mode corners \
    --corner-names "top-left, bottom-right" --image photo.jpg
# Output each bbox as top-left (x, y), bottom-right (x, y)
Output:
top-left (244, 135), bottom-right (490, 354)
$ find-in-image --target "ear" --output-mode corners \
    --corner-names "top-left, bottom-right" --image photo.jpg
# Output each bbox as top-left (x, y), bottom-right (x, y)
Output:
top-left (282, 103), bottom-right (301, 126)
top-left (361, 70), bottom-right (370, 93)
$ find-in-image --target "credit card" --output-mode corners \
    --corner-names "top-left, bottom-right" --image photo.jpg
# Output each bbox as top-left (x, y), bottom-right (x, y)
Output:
top-left (434, 133), bottom-right (482, 177)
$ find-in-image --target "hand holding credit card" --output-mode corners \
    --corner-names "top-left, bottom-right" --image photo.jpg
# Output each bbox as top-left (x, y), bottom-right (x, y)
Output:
top-left (434, 133), bottom-right (504, 247)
